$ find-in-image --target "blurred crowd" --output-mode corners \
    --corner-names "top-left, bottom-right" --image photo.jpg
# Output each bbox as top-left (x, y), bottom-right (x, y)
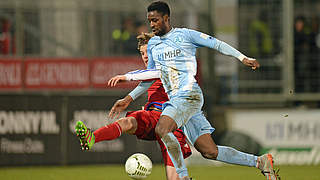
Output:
top-left (294, 15), bottom-right (320, 92)
top-left (0, 18), bottom-right (15, 55)
top-left (111, 17), bottom-right (149, 55)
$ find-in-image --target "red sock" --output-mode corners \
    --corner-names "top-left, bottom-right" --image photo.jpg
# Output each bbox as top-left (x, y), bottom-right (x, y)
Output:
top-left (93, 122), bottom-right (122, 143)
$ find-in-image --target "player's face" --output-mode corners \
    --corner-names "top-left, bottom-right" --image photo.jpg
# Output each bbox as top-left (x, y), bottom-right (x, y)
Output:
top-left (147, 11), bottom-right (168, 36)
top-left (139, 44), bottom-right (148, 67)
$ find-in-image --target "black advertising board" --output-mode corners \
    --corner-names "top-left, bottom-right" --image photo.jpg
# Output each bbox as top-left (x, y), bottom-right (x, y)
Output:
top-left (0, 95), bottom-right (63, 166)
top-left (0, 94), bottom-right (162, 166)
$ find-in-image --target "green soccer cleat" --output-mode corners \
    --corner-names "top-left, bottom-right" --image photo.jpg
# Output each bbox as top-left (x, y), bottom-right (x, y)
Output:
top-left (75, 121), bottom-right (95, 151)
top-left (257, 154), bottom-right (280, 180)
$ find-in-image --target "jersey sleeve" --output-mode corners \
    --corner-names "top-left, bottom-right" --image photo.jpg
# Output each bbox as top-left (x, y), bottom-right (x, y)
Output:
top-left (125, 69), bottom-right (160, 81)
top-left (187, 29), bottom-right (246, 61)
top-left (128, 80), bottom-right (154, 100)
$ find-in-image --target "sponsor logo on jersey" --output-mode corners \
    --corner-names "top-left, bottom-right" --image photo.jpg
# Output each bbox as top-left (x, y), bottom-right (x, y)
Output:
top-left (157, 49), bottom-right (182, 61)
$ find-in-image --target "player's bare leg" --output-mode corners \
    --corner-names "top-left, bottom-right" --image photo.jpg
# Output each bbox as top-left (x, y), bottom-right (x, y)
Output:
top-left (165, 166), bottom-right (180, 180)
top-left (156, 115), bottom-right (190, 179)
top-left (155, 115), bottom-right (178, 137)
top-left (194, 133), bottom-right (218, 159)
top-left (195, 133), bottom-right (258, 164)
top-left (75, 117), bottom-right (137, 150)
top-left (194, 133), bottom-right (279, 179)
top-left (116, 117), bottom-right (137, 134)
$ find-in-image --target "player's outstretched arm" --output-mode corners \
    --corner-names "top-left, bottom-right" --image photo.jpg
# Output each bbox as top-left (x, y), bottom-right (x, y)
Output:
top-left (187, 29), bottom-right (260, 70)
top-left (125, 69), bottom-right (160, 81)
top-left (109, 95), bottom-right (133, 119)
top-left (107, 70), bottom-right (160, 87)
top-left (213, 39), bottom-right (261, 70)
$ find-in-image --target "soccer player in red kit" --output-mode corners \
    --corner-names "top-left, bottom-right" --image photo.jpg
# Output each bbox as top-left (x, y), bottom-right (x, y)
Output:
top-left (75, 32), bottom-right (191, 180)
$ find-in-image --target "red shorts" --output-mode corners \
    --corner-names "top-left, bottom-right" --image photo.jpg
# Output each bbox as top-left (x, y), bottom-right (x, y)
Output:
top-left (126, 110), bottom-right (160, 140)
top-left (126, 110), bottom-right (192, 166)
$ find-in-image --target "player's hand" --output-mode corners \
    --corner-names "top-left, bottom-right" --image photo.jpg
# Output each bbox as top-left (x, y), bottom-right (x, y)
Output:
top-left (242, 57), bottom-right (260, 70)
top-left (108, 96), bottom-right (133, 119)
top-left (107, 75), bottom-right (127, 87)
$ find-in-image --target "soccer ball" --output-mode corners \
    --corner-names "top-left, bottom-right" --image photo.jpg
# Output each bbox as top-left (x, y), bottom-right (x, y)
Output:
top-left (125, 153), bottom-right (152, 179)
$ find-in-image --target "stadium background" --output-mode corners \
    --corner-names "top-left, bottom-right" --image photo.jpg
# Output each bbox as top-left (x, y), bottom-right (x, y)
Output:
top-left (0, 0), bottom-right (320, 178)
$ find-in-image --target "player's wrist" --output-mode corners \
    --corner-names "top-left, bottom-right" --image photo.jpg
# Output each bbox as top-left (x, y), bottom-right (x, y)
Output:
top-left (237, 54), bottom-right (247, 62)
top-left (124, 74), bottom-right (132, 81)
top-left (125, 95), bottom-right (134, 103)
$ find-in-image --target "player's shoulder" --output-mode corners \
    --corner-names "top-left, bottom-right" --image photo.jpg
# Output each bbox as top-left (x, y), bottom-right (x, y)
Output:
top-left (172, 28), bottom-right (198, 40)
top-left (148, 36), bottom-right (161, 46)
top-left (173, 27), bottom-right (193, 34)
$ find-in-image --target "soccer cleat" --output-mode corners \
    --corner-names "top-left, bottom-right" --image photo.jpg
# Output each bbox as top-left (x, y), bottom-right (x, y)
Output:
top-left (257, 154), bottom-right (280, 180)
top-left (75, 121), bottom-right (95, 151)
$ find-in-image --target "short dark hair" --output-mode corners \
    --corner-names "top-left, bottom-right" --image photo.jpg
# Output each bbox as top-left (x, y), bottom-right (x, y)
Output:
top-left (147, 1), bottom-right (170, 17)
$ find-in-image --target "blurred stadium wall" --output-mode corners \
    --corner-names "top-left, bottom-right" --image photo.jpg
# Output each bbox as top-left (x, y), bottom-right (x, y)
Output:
top-left (0, 0), bottom-right (320, 166)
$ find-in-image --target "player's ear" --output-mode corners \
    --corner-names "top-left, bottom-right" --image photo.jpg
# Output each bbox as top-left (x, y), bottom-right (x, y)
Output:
top-left (163, 14), bottom-right (169, 23)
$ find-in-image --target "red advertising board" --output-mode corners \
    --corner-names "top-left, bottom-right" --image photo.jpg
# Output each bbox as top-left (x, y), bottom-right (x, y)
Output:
top-left (1, 57), bottom-right (196, 91)
top-left (91, 57), bottom-right (145, 89)
top-left (0, 59), bottom-right (22, 89)
top-left (24, 58), bottom-right (90, 89)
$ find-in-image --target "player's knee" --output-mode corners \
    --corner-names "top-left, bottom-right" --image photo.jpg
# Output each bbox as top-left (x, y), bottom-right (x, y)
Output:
top-left (156, 116), bottom-right (177, 138)
top-left (200, 148), bottom-right (218, 160)
top-left (155, 124), bottom-right (166, 138)
top-left (155, 123), bottom-right (172, 138)
top-left (117, 117), bottom-right (137, 133)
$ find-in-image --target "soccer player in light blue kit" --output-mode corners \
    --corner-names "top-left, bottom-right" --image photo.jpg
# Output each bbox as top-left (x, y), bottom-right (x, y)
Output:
top-left (109, 1), bottom-right (279, 180)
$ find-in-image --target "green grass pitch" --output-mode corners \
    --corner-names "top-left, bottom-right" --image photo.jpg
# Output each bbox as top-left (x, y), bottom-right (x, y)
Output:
top-left (1, 164), bottom-right (319, 180)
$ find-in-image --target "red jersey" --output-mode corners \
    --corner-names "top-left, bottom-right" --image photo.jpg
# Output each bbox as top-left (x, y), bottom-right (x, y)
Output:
top-left (127, 79), bottom-right (168, 140)
top-left (144, 79), bottom-right (168, 110)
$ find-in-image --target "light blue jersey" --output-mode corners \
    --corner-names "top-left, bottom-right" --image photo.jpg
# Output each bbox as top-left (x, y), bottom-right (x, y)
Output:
top-left (147, 28), bottom-right (244, 97)
top-left (128, 27), bottom-right (246, 133)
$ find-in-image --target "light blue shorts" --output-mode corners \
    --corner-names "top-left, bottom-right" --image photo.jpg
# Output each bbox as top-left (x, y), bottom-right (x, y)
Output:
top-left (162, 90), bottom-right (215, 145)
top-left (183, 112), bottom-right (215, 145)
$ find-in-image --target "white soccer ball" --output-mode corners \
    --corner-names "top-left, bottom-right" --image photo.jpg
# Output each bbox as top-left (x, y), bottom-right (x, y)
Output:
top-left (125, 153), bottom-right (152, 179)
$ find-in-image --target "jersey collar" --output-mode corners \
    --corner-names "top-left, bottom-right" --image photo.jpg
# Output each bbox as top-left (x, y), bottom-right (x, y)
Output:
top-left (160, 28), bottom-right (175, 39)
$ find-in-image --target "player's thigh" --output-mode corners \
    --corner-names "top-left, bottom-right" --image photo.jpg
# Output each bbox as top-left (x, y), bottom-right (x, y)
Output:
top-left (116, 116), bottom-right (137, 134)
top-left (194, 133), bottom-right (218, 159)
top-left (165, 165), bottom-right (180, 180)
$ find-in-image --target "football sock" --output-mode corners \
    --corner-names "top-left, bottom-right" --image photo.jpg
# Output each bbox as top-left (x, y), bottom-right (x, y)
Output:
top-left (93, 122), bottom-right (122, 143)
top-left (216, 145), bottom-right (258, 167)
top-left (161, 132), bottom-right (189, 178)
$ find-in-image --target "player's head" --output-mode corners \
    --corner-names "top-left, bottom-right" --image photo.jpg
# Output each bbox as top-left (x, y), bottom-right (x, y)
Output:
top-left (137, 32), bottom-right (154, 67)
top-left (147, 1), bottom-right (171, 36)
